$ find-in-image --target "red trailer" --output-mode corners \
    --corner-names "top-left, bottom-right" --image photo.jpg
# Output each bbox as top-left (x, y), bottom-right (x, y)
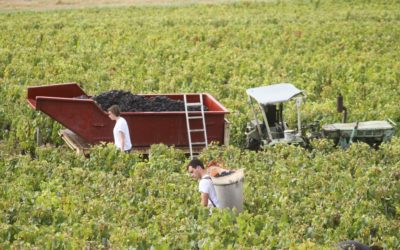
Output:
top-left (27, 83), bottom-right (230, 154)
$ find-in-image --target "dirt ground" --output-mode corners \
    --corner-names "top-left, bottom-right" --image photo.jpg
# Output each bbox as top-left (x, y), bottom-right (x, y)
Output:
top-left (0, 0), bottom-right (236, 10)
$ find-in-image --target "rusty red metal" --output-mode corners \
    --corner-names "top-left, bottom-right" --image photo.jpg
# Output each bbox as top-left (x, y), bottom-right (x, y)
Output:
top-left (27, 83), bottom-right (229, 149)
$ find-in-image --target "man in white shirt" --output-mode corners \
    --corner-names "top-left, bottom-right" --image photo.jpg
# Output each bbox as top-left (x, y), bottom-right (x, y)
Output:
top-left (187, 158), bottom-right (220, 208)
top-left (107, 105), bottom-right (132, 152)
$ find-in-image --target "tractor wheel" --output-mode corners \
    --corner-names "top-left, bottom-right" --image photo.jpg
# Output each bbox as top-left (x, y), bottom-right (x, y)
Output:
top-left (246, 138), bottom-right (260, 151)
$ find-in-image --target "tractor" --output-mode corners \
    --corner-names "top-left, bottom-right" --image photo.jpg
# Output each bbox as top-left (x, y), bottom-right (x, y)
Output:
top-left (245, 83), bottom-right (396, 150)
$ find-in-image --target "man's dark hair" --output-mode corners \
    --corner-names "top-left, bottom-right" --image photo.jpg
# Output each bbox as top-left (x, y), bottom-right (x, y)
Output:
top-left (187, 158), bottom-right (204, 170)
top-left (337, 240), bottom-right (382, 250)
top-left (108, 105), bottom-right (121, 116)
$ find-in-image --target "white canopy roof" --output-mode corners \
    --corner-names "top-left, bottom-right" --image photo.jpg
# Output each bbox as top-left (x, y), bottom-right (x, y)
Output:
top-left (246, 83), bottom-right (304, 105)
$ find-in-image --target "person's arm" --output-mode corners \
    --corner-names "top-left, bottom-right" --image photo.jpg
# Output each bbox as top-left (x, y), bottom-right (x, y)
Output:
top-left (200, 192), bottom-right (209, 207)
top-left (119, 131), bottom-right (125, 151)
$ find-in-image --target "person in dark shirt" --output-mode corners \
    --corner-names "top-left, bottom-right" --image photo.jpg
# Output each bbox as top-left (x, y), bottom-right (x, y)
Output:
top-left (337, 240), bottom-right (383, 250)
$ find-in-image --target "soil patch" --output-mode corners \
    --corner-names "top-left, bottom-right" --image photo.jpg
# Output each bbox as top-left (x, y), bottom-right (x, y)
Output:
top-left (0, 0), bottom-right (234, 11)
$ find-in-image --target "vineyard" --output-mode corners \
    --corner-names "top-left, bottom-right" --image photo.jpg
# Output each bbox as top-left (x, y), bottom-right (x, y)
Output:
top-left (0, 0), bottom-right (399, 249)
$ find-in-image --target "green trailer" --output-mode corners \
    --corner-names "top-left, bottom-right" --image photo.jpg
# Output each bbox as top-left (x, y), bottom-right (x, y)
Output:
top-left (322, 120), bottom-right (396, 149)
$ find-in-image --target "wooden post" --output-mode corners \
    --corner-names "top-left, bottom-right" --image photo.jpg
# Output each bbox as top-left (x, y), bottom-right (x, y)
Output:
top-left (36, 127), bottom-right (42, 146)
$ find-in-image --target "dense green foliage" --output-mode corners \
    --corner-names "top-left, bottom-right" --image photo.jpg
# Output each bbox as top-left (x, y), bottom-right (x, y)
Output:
top-left (0, 0), bottom-right (399, 248)
top-left (1, 0), bottom-right (400, 152)
top-left (1, 141), bottom-right (399, 249)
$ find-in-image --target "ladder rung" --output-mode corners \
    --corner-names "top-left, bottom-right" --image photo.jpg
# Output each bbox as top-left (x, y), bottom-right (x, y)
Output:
top-left (186, 102), bottom-right (202, 107)
top-left (188, 116), bottom-right (203, 119)
top-left (192, 142), bottom-right (207, 145)
top-left (190, 129), bottom-right (204, 133)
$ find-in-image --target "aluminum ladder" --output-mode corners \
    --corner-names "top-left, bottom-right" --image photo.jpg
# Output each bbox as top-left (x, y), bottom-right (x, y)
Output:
top-left (184, 94), bottom-right (208, 159)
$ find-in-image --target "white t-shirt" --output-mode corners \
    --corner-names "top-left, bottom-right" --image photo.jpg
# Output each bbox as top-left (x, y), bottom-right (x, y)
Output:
top-left (113, 117), bottom-right (132, 151)
top-left (199, 175), bottom-right (220, 208)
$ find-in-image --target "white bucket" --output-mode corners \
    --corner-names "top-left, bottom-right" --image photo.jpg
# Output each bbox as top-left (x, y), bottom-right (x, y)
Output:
top-left (284, 130), bottom-right (295, 141)
top-left (212, 169), bottom-right (244, 213)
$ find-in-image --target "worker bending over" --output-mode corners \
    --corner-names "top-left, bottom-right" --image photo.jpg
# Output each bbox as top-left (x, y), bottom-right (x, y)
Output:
top-left (187, 158), bottom-right (220, 208)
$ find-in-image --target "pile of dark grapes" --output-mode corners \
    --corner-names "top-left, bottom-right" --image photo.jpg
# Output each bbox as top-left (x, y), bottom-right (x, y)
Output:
top-left (83, 90), bottom-right (207, 112)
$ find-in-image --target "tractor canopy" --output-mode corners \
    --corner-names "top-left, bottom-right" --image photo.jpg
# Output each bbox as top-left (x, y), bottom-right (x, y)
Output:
top-left (246, 83), bottom-right (304, 105)
top-left (245, 83), bottom-right (306, 149)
